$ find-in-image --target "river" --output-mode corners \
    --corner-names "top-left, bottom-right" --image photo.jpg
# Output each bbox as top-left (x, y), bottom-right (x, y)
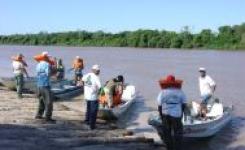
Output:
top-left (0, 45), bottom-right (245, 150)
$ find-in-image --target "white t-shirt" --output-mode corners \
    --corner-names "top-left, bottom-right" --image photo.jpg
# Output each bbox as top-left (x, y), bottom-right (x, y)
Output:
top-left (82, 72), bottom-right (101, 101)
top-left (12, 61), bottom-right (24, 75)
top-left (199, 75), bottom-right (216, 96)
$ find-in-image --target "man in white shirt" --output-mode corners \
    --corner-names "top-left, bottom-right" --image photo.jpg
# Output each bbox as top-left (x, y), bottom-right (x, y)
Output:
top-left (12, 54), bottom-right (29, 99)
top-left (199, 67), bottom-right (216, 106)
top-left (82, 64), bottom-right (101, 130)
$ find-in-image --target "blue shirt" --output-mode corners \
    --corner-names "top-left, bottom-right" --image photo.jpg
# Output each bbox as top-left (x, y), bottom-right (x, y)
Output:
top-left (36, 61), bottom-right (50, 87)
top-left (157, 88), bottom-right (187, 118)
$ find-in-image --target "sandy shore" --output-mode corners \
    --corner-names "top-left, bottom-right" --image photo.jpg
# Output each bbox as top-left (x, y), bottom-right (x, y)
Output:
top-left (0, 85), bottom-right (165, 150)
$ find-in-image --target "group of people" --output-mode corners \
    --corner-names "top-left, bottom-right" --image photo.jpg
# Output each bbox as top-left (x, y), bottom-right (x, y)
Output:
top-left (157, 68), bottom-right (216, 150)
top-left (11, 52), bottom-right (124, 129)
top-left (12, 52), bottom-right (220, 148)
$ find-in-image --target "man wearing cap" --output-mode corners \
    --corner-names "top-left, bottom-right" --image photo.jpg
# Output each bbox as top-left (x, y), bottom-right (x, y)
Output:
top-left (82, 64), bottom-right (101, 129)
top-left (199, 67), bottom-right (216, 106)
top-left (157, 75), bottom-right (187, 150)
top-left (12, 53), bottom-right (29, 99)
top-left (35, 53), bottom-right (55, 123)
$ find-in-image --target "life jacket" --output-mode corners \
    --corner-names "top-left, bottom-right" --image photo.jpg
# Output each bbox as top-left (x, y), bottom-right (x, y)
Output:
top-left (73, 58), bottom-right (84, 70)
top-left (99, 85), bottom-right (123, 107)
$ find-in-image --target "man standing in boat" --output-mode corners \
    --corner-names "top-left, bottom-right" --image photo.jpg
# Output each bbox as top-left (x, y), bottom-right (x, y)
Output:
top-left (82, 64), bottom-right (101, 130)
top-left (72, 56), bottom-right (84, 85)
top-left (199, 67), bottom-right (216, 106)
top-left (157, 75), bottom-right (187, 150)
top-left (12, 53), bottom-right (29, 99)
top-left (35, 52), bottom-right (55, 123)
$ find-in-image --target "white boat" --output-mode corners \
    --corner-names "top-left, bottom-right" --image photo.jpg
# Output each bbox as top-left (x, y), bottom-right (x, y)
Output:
top-left (148, 105), bottom-right (233, 139)
top-left (98, 85), bottom-right (136, 120)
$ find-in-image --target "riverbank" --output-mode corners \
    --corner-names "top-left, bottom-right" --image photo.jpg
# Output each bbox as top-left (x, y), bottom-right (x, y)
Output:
top-left (1, 23), bottom-right (245, 50)
top-left (0, 86), bottom-right (164, 150)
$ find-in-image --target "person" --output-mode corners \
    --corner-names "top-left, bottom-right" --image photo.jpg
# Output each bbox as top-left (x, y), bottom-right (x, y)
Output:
top-left (35, 52), bottom-right (55, 123)
top-left (12, 53), bottom-right (29, 99)
top-left (157, 75), bottom-right (187, 150)
top-left (206, 98), bottom-right (223, 118)
top-left (99, 75), bottom-right (124, 108)
top-left (72, 56), bottom-right (84, 84)
top-left (82, 64), bottom-right (101, 129)
top-left (199, 67), bottom-right (216, 116)
top-left (56, 59), bottom-right (65, 80)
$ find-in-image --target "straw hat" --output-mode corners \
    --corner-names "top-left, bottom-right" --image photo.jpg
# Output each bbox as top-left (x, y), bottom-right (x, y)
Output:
top-left (159, 75), bottom-right (183, 89)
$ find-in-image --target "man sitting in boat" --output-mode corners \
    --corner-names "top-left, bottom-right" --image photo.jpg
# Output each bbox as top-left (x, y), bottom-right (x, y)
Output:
top-left (99, 75), bottom-right (124, 108)
top-left (157, 75), bottom-right (187, 150)
top-left (206, 98), bottom-right (223, 118)
top-left (11, 53), bottom-right (29, 99)
top-left (199, 67), bottom-right (216, 117)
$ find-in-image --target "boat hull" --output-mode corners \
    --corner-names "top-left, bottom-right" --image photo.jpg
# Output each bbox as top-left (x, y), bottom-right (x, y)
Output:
top-left (148, 106), bottom-right (233, 139)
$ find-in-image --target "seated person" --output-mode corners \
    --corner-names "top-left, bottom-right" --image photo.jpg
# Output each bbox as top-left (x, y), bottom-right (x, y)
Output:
top-left (99, 75), bottom-right (124, 108)
top-left (206, 98), bottom-right (223, 118)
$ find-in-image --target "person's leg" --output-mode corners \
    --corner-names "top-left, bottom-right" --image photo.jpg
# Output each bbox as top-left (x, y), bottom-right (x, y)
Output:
top-left (172, 117), bottom-right (183, 150)
top-left (43, 87), bottom-right (54, 120)
top-left (36, 88), bottom-right (45, 118)
top-left (163, 115), bottom-right (174, 150)
top-left (85, 100), bottom-right (91, 124)
top-left (15, 74), bottom-right (23, 98)
top-left (89, 100), bottom-right (98, 129)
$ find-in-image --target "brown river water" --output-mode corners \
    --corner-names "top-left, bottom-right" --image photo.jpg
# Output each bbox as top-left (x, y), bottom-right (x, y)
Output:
top-left (0, 45), bottom-right (245, 150)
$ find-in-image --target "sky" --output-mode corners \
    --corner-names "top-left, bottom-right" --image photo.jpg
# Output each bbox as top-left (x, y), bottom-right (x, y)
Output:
top-left (0, 0), bottom-right (245, 35)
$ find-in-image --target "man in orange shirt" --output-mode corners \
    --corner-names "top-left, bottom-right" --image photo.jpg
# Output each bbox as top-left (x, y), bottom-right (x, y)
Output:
top-left (72, 56), bottom-right (84, 84)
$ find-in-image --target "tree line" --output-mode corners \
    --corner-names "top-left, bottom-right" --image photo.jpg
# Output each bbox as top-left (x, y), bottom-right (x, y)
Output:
top-left (0, 23), bottom-right (245, 50)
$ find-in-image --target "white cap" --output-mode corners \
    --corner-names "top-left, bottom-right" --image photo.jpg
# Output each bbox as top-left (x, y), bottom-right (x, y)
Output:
top-left (76, 56), bottom-right (80, 59)
top-left (42, 51), bottom-right (51, 57)
top-left (92, 64), bottom-right (100, 70)
top-left (199, 67), bottom-right (206, 72)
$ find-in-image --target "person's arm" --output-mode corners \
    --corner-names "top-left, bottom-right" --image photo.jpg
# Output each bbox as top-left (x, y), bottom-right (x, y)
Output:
top-left (157, 92), bottom-right (164, 120)
top-left (181, 91), bottom-right (188, 114)
top-left (23, 68), bottom-right (29, 78)
top-left (208, 76), bottom-right (216, 94)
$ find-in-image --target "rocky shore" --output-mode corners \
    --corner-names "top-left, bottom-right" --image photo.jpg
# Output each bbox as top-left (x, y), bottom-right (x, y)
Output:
top-left (0, 86), bottom-right (164, 150)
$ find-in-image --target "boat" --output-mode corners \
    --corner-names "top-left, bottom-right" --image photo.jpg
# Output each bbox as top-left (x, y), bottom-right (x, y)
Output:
top-left (148, 105), bottom-right (233, 139)
top-left (0, 77), bottom-right (83, 99)
top-left (52, 85), bottom-right (83, 100)
top-left (0, 77), bottom-right (71, 93)
top-left (97, 85), bottom-right (136, 120)
top-left (0, 77), bottom-right (37, 92)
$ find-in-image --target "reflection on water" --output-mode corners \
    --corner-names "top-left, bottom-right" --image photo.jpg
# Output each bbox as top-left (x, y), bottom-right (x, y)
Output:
top-left (0, 45), bottom-right (245, 149)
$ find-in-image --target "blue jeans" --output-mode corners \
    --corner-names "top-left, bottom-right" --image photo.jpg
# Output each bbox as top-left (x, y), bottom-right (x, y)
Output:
top-left (85, 100), bottom-right (98, 129)
top-left (201, 94), bottom-right (212, 105)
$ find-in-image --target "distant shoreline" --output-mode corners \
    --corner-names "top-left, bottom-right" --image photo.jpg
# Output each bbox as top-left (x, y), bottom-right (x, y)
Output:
top-left (1, 23), bottom-right (245, 50)
top-left (0, 44), bottom-right (245, 52)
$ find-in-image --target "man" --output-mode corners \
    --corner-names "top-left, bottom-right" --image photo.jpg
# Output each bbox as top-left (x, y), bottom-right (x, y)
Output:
top-left (101, 75), bottom-right (124, 108)
top-left (12, 53), bottom-right (29, 99)
top-left (199, 67), bottom-right (216, 106)
top-left (157, 75), bottom-right (187, 150)
top-left (72, 56), bottom-right (84, 84)
top-left (35, 52), bottom-right (55, 123)
top-left (82, 64), bottom-right (101, 130)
